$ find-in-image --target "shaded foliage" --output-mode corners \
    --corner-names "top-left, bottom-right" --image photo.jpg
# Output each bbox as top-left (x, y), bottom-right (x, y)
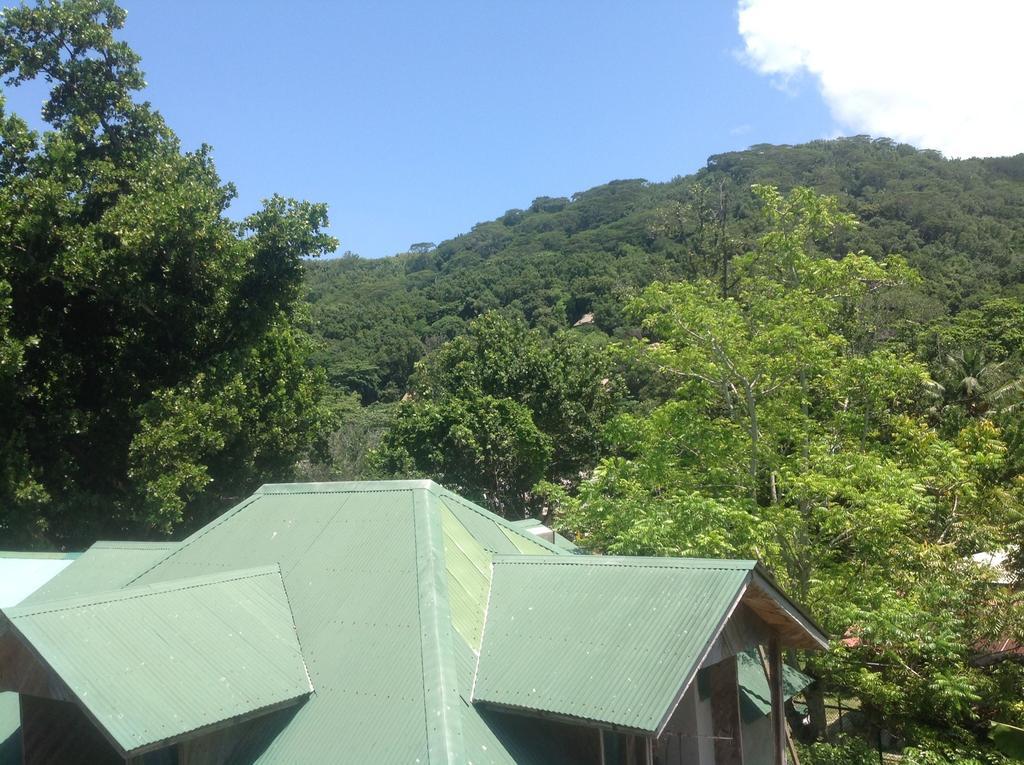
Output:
top-left (0, 0), bottom-right (335, 546)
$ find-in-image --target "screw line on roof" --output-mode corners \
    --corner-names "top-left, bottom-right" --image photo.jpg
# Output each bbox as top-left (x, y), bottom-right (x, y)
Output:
top-left (123, 494), bottom-right (265, 587)
top-left (5, 567), bottom-right (283, 618)
top-left (492, 557), bottom-right (756, 570)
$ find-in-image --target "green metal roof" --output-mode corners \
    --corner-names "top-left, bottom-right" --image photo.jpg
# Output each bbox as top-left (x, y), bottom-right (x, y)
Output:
top-left (130, 486), bottom-right (439, 763)
top-left (734, 650), bottom-right (813, 721)
top-left (0, 481), bottom-right (824, 763)
top-left (1, 565), bottom-right (311, 757)
top-left (122, 481), bottom-right (568, 764)
top-left (20, 541), bottom-right (177, 605)
top-left (472, 556), bottom-right (756, 734)
top-left (442, 502), bottom-right (498, 651)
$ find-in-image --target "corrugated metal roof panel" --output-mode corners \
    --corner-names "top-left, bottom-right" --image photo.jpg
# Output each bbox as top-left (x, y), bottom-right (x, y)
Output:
top-left (472, 556), bottom-right (754, 733)
top-left (20, 542), bottom-right (177, 605)
top-left (2, 565), bottom-right (311, 756)
top-left (733, 650), bottom-right (813, 721)
top-left (441, 497), bottom-right (521, 555)
top-left (498, 525), bottom-right (552, 555)
top-left (437, 492), bottom-right (565, 557)
top-left (442, 503), bottom-right (495, 651)
top-left (453, 632), bottom-right (596, 765)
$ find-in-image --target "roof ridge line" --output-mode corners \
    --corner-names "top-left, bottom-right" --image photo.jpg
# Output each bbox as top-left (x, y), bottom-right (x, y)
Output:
top-left (412, 487), bottom-right (466, 764)
top-left (258, 479), bottom-right (437, 494)
top-left (468, 558), bottom-right (497, 702)
top-left (5, 564), bottom-right (283, 618)
top-left (274, 564), bottom-right (316, 697)
top-left (122, 493), bottom-right (265, 586)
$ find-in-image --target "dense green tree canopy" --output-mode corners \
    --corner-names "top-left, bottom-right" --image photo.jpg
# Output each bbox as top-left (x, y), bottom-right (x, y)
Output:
top-left (0, 0), bottom-right (335, 546)
top-left (304, 139), bottom-right (1024, 404)
top-left (371, 312), bottom-right (619, 517)
top-left (541, 187), bottom-right (1024, 759)
top-left (367, 183), bottom-right (1024, 759)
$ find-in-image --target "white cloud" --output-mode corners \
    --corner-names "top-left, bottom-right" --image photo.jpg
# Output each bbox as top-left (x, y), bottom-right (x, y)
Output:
top-left (736, 0), bottom-right (1024, 158)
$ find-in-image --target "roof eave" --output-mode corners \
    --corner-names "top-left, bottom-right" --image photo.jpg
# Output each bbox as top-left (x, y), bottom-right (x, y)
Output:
top-left (2, 565), bottom-right (316, 759)
top-left (119, 693), bottom-right (312, 759)
top-left (472, 699), bottom-right (658, 737)
top-left (746, 567), bottom-right (829, 650)
top-left (653, 577), bottom-right (751, 738)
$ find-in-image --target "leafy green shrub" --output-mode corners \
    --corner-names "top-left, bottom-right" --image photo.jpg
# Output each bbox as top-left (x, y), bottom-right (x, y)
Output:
top-left (798, 735), bottom-right (878, 765)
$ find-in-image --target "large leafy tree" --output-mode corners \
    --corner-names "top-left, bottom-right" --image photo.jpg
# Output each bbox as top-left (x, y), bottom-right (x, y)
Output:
top-left (0, 0), bottom-right (336, 546)
top-left (547, 187), bottom-right (1024, 756)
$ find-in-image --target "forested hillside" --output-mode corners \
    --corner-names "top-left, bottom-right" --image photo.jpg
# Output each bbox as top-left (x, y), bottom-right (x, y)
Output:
top-left (3, 2), bottom-right (1024, 759)
top-left (304, 142), bottom-right (1024, 760)
top-left (305, 137), bottom-right (1024, 402)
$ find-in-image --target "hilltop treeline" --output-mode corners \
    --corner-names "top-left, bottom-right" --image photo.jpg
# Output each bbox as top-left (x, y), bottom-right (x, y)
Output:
top-left (305, 137), bottom-right (1024, 402)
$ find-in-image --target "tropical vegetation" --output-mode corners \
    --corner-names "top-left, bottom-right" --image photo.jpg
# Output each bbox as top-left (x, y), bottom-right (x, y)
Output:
top-left (2, 1), bottom-right (1023, 760)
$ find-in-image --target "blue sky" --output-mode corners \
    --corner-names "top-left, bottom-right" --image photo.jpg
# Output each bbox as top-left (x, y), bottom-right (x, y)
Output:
top-left (2, 2), bottom-right (839, 258)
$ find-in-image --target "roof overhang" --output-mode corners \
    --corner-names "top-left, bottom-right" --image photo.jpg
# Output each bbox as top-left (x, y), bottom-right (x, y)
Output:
top-left (743, 567), bottom-right (828, 651)
top-left (0, 565), bottom-right (313, 759)
top-left (472, 556), bottom-right (827, 736)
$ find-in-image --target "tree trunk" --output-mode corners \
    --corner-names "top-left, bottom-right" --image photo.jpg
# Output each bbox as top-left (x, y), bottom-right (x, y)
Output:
top-left (802, 675), bottom-right (828, 742)
top-left (744, 383), bottom-right (759, 502)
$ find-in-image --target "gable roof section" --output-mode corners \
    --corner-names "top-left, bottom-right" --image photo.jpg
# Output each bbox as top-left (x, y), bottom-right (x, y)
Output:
top-left (126, 485), bottom-right (439, 762)
top-left (471, 555), bottom-right (824, 736)
top-left (120, 481), bottom-right (588, 764)
top-left (0, 565), bottom-right (311, 757)
top-left (118, 482), bottom-right (486, 763)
